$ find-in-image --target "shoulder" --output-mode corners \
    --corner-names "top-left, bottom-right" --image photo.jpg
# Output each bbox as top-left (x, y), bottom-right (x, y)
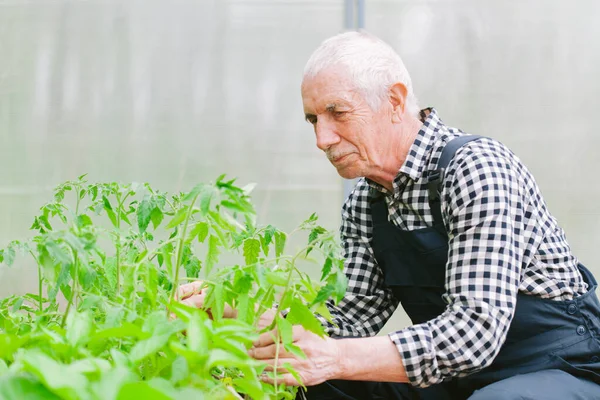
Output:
top-left (342, 178), bottom-right (373, 221)
top-left (443, 134), bottom-right (527, 182)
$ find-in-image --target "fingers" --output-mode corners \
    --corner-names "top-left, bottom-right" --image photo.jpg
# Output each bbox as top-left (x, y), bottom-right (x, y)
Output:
top-left (260, 358), bottom-right (296, 373)
top-left (176, 280), bottom-right (204, 300)
top-left (180, 292), bottom-right (206, 308)
top-left (248, 343), bottom-right (282, 360)
top-left (253, 330), bottom-right (278, 348)
top-left (260, 372), bottom-right (302, 387)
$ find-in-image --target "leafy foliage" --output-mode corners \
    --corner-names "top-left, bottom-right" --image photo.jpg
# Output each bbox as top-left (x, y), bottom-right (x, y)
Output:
top-left (0, 175), bottom-right (346, 399)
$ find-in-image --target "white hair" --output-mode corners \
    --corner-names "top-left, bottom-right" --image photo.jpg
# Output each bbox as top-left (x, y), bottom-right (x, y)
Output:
top-left (303, 31), bottom-right (420, 116)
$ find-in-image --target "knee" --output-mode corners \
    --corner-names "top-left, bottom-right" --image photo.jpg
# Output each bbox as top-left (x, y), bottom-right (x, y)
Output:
top-left (468, 386), bottom-right (526, 400)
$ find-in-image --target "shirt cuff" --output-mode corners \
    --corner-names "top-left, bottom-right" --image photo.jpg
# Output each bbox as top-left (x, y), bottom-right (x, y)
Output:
top-left (388, 325), bottom-right (441, 388)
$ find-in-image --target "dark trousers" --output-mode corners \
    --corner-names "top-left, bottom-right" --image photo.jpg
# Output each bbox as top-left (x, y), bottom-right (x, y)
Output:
top-left (301, 370), bottom-right (600, 400)
top-left (302, 379), bottom-right (454, 400)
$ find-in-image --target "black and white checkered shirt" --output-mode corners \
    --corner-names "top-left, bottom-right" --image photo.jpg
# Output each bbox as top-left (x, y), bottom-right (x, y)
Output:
top-left (323, 108), bottom-right (588, 387)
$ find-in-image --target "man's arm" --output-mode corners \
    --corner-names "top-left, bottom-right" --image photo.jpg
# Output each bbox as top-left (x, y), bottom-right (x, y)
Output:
top-left (319, 179), bottom-right (399, 338)
top-left (251, 325), bottom-right (409, 387)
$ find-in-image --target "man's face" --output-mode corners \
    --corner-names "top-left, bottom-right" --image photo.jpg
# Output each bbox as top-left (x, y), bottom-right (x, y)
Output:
top-left (301, 68), bottom-right (391, 180)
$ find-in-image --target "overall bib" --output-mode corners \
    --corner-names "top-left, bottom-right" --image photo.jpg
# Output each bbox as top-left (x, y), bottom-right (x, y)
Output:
top-left (305, 136), bottom-right (600, 400)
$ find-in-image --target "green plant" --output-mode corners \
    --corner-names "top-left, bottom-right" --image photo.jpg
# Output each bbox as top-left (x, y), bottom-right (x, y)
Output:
top-left (0, 175), bottom-right (346, 399)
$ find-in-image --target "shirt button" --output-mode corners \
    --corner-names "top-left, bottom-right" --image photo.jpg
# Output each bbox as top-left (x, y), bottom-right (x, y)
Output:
top-left (567, 304), bottom-right (578, 315)
top-left (577, 325), bottom-right (587, 335)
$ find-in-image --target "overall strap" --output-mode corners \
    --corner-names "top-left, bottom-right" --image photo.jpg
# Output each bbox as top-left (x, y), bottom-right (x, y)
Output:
top-left (369, 188), bottom-right (389, 225)
top-left (427, 135), bottom-right (483, 230)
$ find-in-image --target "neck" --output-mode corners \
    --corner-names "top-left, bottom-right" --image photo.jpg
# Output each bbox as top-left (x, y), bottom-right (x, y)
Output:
top-left (368, 115), bottom-right (422, 192)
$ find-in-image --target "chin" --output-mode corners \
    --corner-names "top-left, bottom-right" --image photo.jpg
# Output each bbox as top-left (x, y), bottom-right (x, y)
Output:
top-left (336, 167), bottom-right (361, 180)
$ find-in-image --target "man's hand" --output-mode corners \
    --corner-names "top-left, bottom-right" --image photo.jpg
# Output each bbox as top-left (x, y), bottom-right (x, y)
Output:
top-left (248, 325), bottom-right (342, 387)
top-left (176, 281), bottom-right (276, 328)
top-left (176, 280), bottom-right (237, 318)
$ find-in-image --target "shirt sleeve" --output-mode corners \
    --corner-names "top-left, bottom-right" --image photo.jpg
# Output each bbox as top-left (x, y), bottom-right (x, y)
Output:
top-left (388, 144), bottom-right (538, 387)
top-left (319, 180), bottom-right (400, 338)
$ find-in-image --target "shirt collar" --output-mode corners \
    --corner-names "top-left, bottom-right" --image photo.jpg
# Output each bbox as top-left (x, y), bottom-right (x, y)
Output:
top-left (367, 107), bottom-right (445, 195)
top-left (398, 107), bottom-right (443, 181)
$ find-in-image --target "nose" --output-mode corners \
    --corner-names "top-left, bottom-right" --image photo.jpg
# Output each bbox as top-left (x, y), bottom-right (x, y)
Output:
top-left (315, 117), bottom-right (340, 151)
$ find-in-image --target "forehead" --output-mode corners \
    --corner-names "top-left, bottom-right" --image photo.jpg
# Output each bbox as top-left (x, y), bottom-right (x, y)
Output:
top-left (301, 68), bottom-right (360, 111)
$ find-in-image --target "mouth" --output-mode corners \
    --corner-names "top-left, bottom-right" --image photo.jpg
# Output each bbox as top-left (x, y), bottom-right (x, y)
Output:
top-left (329, 153), bottom-right (351, 164)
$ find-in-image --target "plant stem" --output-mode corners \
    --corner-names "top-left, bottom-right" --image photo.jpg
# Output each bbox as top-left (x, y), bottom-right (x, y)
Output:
top-left (273, 324), bottom-right (281, 398)
top-left (29, 250), bottom-right (43, 312)
top-left (61, 254), bottom-right (78, 328)
top-left (115, 192), bottom-right (130, 296)
top-left (168, 194), bottom-right (201, 311)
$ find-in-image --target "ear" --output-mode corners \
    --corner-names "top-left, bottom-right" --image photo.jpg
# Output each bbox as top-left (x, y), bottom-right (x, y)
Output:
top-left (389, 82), bottom-right (408, 123)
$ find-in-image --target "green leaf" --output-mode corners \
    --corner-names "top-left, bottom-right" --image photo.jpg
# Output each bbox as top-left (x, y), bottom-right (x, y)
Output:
top-left (184, 258), bottom-right (200, 279)
top-left (66, 311), bottom-right (92, 347)
top-left (330, 271), bottom-right (348, 303)
top-left (45, 241), bottom-right (71, 266)
top-left (220, 200), bottom-right (249, 213)
top-left (320, 257), bottom-right (333, 281)
top-left (236, 292), bottom-right (251, 324)
top-left (315, 303), bottom-right (333, 323)
top-left (150, 207), bottom-right (164, 230)
top-left (103, 196), bottom-right (118, 227)
top-left (169, 356), bottom-right (188, 385)
top-left (199, 187), bottom-right (215, 216)
top-left (259, 235), bottom-right (270, 257)
top-left (19, 350), bottom-right (88, 400)
top-left (311, 284), bottom-right (334, 307)
top-left (264, 225), bottom-right (276, 246)
top-left (137, 198), bottom-right (153, 233)
top-left (76, 214), bottom-right (93, 229)
top-left (204, 235), bottom-right (220, 277)
top-left (308, 226), bottom-right (326, 243)
top-left (89, 323), bottom-right (147, 343)
top-left (278, 316), bottom-right (293, 345)
top-left (307, 226), bottom-right (326, 255)
top-left (186, 314), bottom-right (208, 353)
top-left (0, 334), bottom-right (28, 361)
top-left (104, 255), bottom-right (117, 290)
top-left (243, 238), bottom-right (260, 266)
top-left (166, 207), bottom-right (188, 229)
top-left (90, 366), bottom-right (136, 400)
top-left (182, 183), bottom-right (205, 203)
top-left (117, 381), bottom-right (172, 400)
top-left (232, 376), bottom-right (265, 400)
top-left (186, 222), bottom-right (208, 244)
top-left (286, 299), bottom-right (324, 337)
top-left (282, 361), bottom-right (306, 388)
top-left (233, 272), bottom-right (253, 295)
top-left (284, 343), bottom-right (306, 360)
top-left (129, 333), bottom-right (174, 364)
top-left (274, 231), bottom-right (286, 258)
top-left (211, 284), bottom-right (224, 320)
top-left (0, 376), bottom-right (61, 400)
top-left (265, 270), bottom-right (288, 286)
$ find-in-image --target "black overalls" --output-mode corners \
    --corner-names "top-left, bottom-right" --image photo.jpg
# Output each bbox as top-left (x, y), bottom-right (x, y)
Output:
top-left (305, 136), bottom-right (600, 400)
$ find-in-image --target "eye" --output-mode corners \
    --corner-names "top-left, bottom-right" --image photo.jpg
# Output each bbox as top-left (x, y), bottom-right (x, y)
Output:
top-left (305, 115), bottom-right (317, 125)
top-left (333, 111), bottom-right (346, 118)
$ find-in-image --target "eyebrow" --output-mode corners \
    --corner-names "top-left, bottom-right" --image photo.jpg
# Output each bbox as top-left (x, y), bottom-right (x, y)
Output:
top-left (325, 103), bottom-right (338, 112)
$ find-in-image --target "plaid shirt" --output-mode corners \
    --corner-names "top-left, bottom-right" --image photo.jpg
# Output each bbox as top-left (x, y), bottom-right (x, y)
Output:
top-left (323, 108), bottom-right (588, 387)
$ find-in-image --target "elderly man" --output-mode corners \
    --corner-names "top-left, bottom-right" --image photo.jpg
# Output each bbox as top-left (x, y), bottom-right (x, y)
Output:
top-left (180, 32), bottom-right (600, 399)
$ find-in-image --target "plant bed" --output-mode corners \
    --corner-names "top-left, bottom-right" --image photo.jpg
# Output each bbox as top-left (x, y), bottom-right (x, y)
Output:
top-left (0, 175), bottom-right (346, 400)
